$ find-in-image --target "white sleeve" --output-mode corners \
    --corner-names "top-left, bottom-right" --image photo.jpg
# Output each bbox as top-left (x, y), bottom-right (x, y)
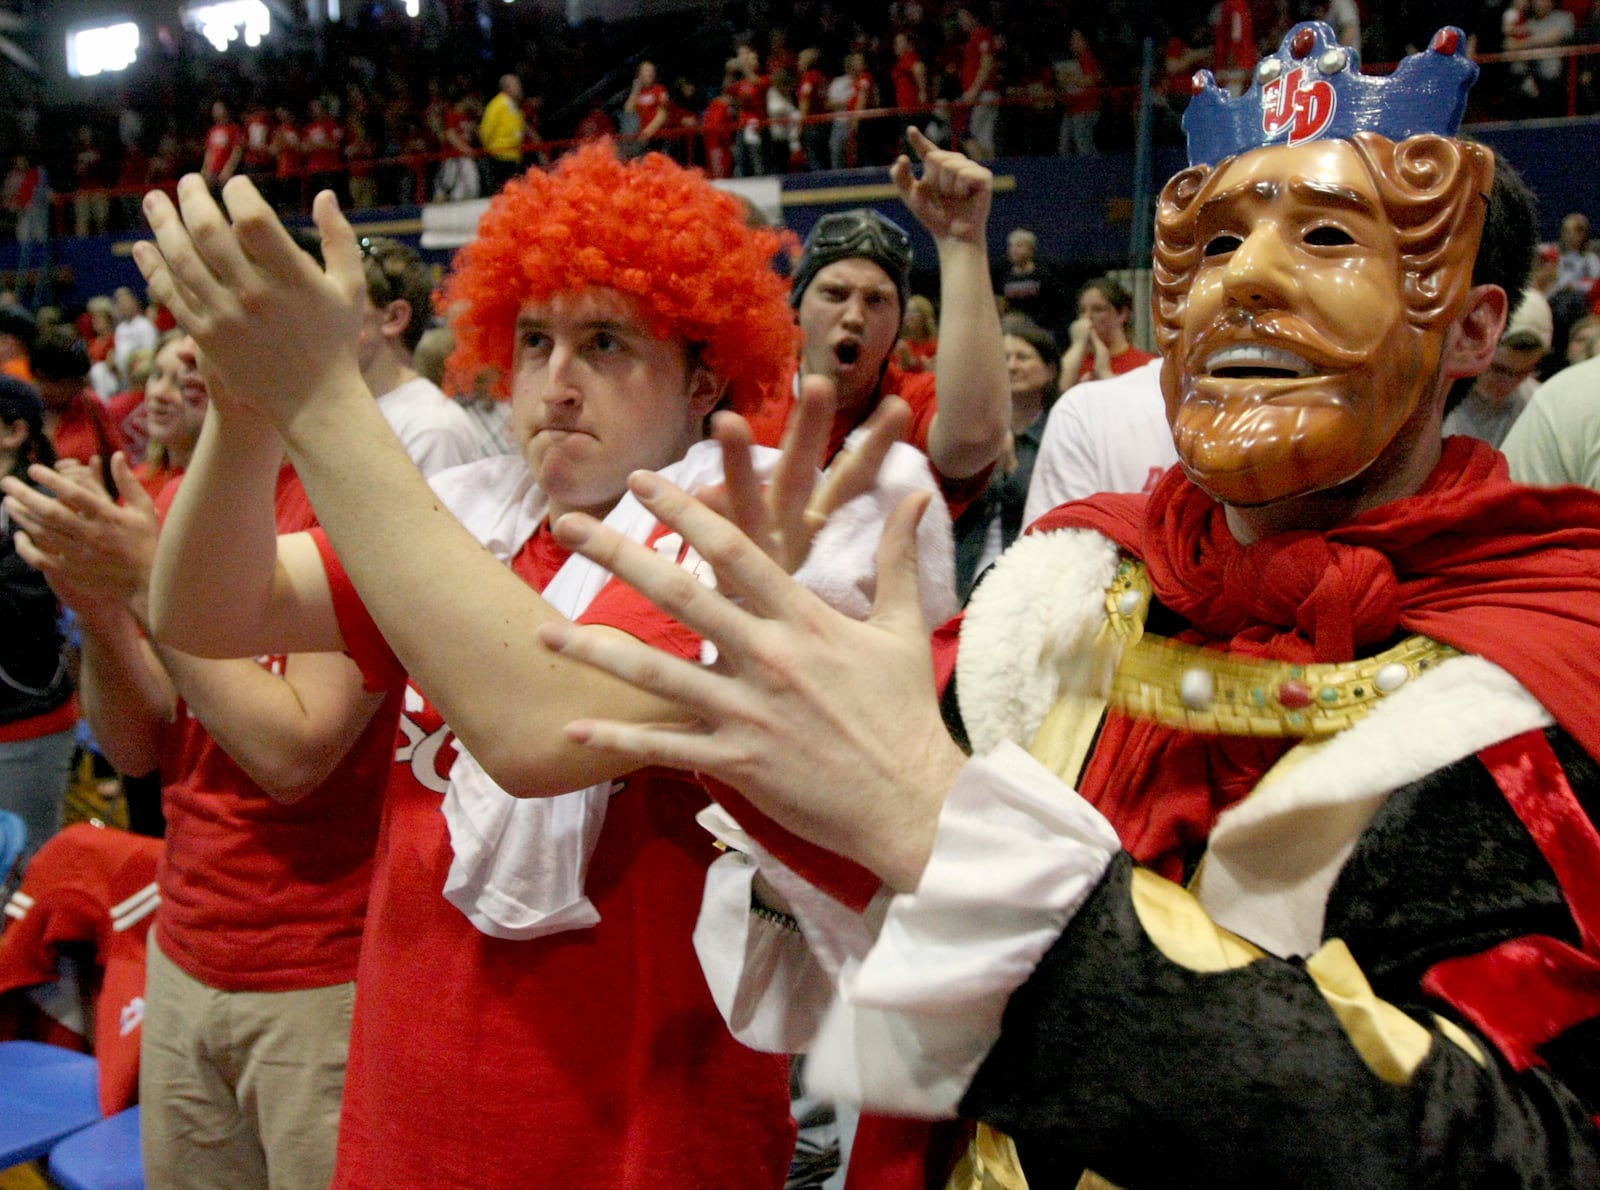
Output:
top-left (804, 741), bottom-right (1120, 1117)
top-left (692, 803), bottom-right (887, 1053)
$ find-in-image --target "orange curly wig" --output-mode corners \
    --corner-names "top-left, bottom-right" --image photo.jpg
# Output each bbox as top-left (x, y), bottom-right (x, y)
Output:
top-left (441, 141), bottom-right (798, 415)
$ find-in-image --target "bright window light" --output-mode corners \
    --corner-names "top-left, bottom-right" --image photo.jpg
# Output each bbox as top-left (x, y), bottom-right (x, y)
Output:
top-left (182, 1), bottom-right (271, 51)
top-left (66, 22), bottom-right (140, 78)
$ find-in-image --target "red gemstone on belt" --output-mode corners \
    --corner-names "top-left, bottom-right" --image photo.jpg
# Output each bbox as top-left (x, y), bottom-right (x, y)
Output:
top-left (1278, 680), bottom-right (1314, 709)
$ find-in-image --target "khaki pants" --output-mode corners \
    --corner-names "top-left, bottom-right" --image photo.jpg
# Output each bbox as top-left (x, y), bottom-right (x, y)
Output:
top-left (140, 931), bottom-right (354, 1190)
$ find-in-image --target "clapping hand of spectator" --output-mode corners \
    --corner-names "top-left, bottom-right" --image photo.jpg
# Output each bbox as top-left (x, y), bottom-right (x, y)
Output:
top-left (890, 125), bottom-right (992, 248)
top-left (132, 176), bottom-right (366, 433)
top-left (1, 452), bottom-right (158, 619)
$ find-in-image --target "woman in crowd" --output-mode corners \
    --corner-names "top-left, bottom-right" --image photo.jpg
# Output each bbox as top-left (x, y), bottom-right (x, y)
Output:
top-left (1059, 274), bottom-right (1156, 388)
top-left (953, 317), bottom-right (1059, 601)
top-left (135, 333), bottom-right (208, 500)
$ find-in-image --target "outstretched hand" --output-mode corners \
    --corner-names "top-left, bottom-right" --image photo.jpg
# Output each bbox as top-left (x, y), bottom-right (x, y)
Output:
top-left (891, 125), bottom-right (993, 246)
top-left (704, 377), bottom-right (912, 574)
top-left (536, 471), bottom-right (966, 892)
top-left (1, 453), bottom-right (159, 617)
top-left (131, 176), bottom-right (367, 425)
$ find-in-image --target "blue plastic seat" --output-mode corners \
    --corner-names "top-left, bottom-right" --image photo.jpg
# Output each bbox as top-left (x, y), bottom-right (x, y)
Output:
top-left (0, 1040), bottom-right (101, 1165)
top-left (47, 1105), bottom-right (143, 1190)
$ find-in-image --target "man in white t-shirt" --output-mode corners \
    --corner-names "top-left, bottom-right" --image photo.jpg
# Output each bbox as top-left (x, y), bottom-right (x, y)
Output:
top-left (1022, 358), bottom-right (1176, 526)
top-left (352, 236), bottom-right (485, 477)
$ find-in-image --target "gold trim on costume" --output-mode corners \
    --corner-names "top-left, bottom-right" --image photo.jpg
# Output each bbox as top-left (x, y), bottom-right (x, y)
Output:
top-left (1105, 561), bottom-right (1458, 737)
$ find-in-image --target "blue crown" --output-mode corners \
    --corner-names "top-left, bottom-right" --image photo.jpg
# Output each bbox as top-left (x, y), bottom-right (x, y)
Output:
top-left (1183, 22), bottom-right (1478, 167)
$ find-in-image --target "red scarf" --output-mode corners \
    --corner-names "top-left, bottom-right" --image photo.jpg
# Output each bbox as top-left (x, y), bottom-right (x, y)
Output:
top-left (1027, 436), bottom-right (1600, 878)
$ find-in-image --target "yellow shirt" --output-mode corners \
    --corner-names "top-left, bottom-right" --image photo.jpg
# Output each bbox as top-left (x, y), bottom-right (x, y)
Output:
top-left (478, 93), bottom-right (525, 163)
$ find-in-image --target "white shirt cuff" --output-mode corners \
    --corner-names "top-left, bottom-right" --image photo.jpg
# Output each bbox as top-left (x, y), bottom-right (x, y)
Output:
top-left (805, 740), bottom-right (1120, 1116)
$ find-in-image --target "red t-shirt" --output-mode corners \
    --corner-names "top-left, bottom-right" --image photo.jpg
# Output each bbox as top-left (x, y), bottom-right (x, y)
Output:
top-left (850, 70), bottom-right (877, 112)
top-left (892, 51), bottom-right (924, 111)
top-left (633, 82), bottom-right (669, 134)
top-left (272, 122), bottom-right (303, 178)
top-left (1215, 0), bottom-right (1257, 73)
top-left (149, 468), bottom-right (400, 993)
top-left (1078, 343), bottom-right (1159, 381)
top-left (201, 122), bottom-right (242, 179)
top-left (313, 520), bottom-right (793, 1188)
top-left (50, 390), bottom-right (129, 468)
top-left (748, 364), bottom-right (989, 516)
top-left (303, 117), bottom-right (344, 173)
top-left (962, 24), bottom-right (998, 93)
top-left (797, 67), bottom-right (828, 115)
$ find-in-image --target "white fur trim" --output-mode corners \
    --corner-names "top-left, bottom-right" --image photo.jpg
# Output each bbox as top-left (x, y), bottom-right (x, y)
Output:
top-left (1197, 654), bottom-right (1553, 957)
top-left (955, 528), bottom-right (1122, 758)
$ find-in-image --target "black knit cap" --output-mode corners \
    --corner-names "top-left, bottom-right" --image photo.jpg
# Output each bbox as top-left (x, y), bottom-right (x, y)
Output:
top-left (789, 209), bottom-right (913, 316)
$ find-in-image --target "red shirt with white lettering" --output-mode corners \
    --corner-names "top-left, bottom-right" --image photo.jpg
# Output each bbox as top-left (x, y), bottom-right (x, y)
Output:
top-left (303, 117), bottom-right (344, 173)
top-left (314, 519), bottom-right (793, 1189)
top-left (632, 82), bottom-right (669, 135)
top-left (150, 468), bottom-right (399, 993)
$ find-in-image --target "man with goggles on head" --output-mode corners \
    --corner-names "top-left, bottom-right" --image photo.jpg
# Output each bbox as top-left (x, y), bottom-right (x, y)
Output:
top-left (748, 126), bottom-right (1008, 515)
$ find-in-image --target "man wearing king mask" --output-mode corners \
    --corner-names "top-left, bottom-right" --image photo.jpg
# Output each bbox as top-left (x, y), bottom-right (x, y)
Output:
top-left (535, 23), bottom-right (1600, 1186)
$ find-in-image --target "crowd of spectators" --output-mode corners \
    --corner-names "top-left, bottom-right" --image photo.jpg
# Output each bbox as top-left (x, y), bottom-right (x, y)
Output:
top-left (5, 0), bottom-right (1600, 240)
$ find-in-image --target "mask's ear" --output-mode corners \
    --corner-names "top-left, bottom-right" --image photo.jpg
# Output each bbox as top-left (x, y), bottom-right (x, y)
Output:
top-left (686, 366), bottom-right (728, 419)
top-left (0, 418), bottom-right (27, 452)
top-left (1439, 283), bottom-right (1508, 383)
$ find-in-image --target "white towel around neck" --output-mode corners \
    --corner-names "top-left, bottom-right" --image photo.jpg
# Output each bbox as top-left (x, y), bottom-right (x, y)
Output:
top-left (434, 434), bottom-right (956, 940)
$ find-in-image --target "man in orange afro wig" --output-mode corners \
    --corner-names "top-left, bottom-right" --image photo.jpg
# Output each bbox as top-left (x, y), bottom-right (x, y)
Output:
top-left (131, 144), bottom-right (840, 1187)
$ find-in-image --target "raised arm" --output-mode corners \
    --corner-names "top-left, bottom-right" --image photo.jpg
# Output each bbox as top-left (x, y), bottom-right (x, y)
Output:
top-left (892, 127), bottom-right (1008, 480)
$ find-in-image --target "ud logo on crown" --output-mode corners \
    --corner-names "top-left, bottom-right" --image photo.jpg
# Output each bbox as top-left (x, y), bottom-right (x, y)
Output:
top-left (1261, 65), bottom-right (1337, 146)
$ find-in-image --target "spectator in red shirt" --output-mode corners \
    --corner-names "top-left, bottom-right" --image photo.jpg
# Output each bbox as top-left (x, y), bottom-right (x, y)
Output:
top-left (1056, 28), bottom-right (1103, 156)
top-left (732, 40), bottom-right (772, 177)
top-left (302, 97), bottom-right (345, 203)
top-left (241, 103), bottom-right (274, 181)
top-left (30, 327), bottom-right (128, 493)
top-left (201, 101), bottom-right (244, 191)
top-left (796, 46), bottom-right (831, 170)
top-left (574, 98), bottom-right (617, 143)
top-left (1060, 274), bottom-right (1157, 388)
top-left (625, 60), bottom-right (670, 153)
top-left (269, 107), bottom-right (303, 208)
top-left (71, 125), bottom-right (110, 237)
top-left (1215, 0), bottom-right (1258, 94)
top-left (435, 94), bottom-right (481, 203)
top-left (892, 32), bottom-right (930, 114)
top-left (701, 68), bottom-right (738, 178)
top-left (957, 5), bottom-right (1000, 158)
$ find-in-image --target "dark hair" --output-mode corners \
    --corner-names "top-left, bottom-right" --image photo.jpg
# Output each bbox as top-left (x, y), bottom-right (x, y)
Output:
top-left (1472, 151), bottom-right (1537, 300)
top-left (29, 326), bottom-right (90, 382)
top-left (1000, 315), bottom-right (1062, 400)
top-left (1445, 152), bottom-right (1539, 413)
top-left (1078, 275), bottom-right (1133, 313)
top-left (358, 236), bottom-right (438, 353)
top-left (0, 374), bottom-right (55, 476)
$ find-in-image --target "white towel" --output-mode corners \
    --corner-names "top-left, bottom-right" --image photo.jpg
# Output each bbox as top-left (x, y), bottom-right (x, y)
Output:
top-left (434, 435), bottom-right (957, 940)
top-left (438, 441), bottom-right (737, 940)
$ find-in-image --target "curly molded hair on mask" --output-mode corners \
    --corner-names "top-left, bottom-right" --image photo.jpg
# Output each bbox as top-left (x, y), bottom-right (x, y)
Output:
top-left (441, 141), bottom-right (799, 415)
